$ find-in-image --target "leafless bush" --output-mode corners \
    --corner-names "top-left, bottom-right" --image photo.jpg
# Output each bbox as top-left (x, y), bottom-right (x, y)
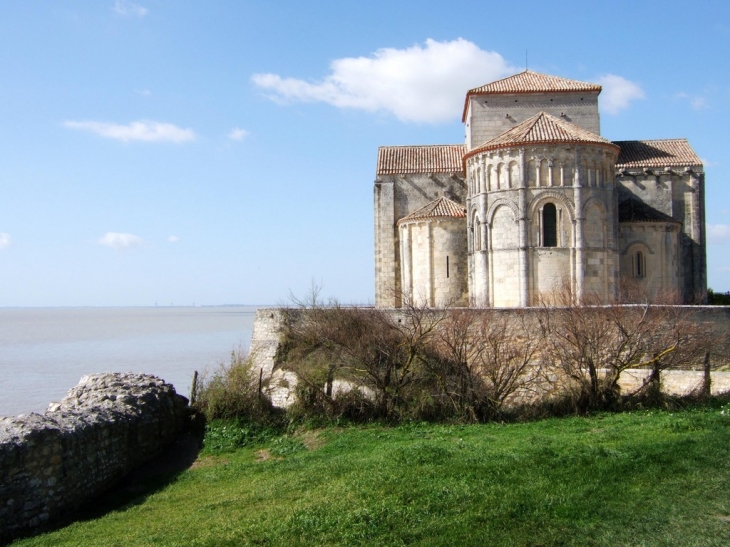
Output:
top-left (537, 283), bottom-right (726, 410)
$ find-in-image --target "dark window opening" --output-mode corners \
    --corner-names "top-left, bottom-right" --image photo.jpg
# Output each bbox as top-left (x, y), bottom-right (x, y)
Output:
top-left (635, 251), bottom-right (645, 278)
top-left (446, 256), bottom-right (450, 278)
top-left (542, 203), bottom-right (557, 247)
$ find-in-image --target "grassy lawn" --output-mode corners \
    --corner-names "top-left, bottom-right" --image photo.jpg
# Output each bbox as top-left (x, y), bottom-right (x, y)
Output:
top-left (13, 406), bottom-right (730, 546)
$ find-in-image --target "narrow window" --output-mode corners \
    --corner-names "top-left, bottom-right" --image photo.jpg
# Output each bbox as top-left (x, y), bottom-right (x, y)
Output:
top-left (542, 203), bottom-right (557, 247)
top-left (446, 256), bottom-right (450, 278)
top-left (635, 251), bottom-right (645, 278)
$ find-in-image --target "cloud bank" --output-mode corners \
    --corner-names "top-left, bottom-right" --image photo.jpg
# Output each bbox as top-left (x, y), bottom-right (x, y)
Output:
top-left (167, 235), bottom-right (180, 243)
top-left (0, 232), bottom-right (12, 249)
top-left (99, 232), bottom-right (146, 250)
top-left (252, 38), bottom-right (515, 123)
top-left (64, 120), bottom-right (195, 143)
top-left (596, 74), bottom-right (645, 114)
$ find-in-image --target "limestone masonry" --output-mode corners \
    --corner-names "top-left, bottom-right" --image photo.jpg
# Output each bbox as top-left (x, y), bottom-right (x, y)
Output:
top-left (374, 70), bottom-right (706, 307)
top-left (0, 372), bottom-right (189, 539)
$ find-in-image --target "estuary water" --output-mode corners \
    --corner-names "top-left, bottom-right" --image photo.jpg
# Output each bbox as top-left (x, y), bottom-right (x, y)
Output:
top-left (0, 306), bottom-right (260, 417)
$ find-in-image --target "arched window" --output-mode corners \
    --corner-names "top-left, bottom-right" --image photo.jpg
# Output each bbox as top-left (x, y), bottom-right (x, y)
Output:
top-left (542, 203), bottom-right (557, 247)
top-left (473, 215), bottom-right (481, 251)
top-left (635, 251), bottom-right (645, 278)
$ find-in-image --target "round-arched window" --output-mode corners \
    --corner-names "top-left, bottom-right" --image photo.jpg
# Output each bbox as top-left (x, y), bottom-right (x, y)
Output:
top-left (542, 203), bottom-right (557, 247)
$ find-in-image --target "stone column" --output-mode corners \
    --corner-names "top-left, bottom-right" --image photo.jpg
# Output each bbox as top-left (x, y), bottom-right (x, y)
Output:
top-left (518, 148), bottom-right (529, 307)
top-left (573, 150), bottom-right (585, 303)
top-left (401, 225), bottom-right (412, 304)
top-left (374, 180), bottom-right (396, 307)
top-left (426, 222), bottom-right (433, 307)
top-left (690, 171), bottom-right (707, 302)
top-left (479, 191), bottom-right (489, 306)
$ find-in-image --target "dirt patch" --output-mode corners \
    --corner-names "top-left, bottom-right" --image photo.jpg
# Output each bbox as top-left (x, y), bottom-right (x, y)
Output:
top-left (298, 430), bottom-right (326, 451)
top-left (255, 449), bottom-right (275, 462)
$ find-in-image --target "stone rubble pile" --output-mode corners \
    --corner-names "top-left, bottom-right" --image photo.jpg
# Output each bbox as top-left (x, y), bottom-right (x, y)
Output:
top-left (0, 372), bottom-right (189, 539)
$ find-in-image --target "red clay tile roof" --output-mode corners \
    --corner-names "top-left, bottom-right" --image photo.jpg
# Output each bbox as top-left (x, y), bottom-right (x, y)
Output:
top-left (377, 145), bottom-right (466, 175)
top-left (468, 70), bottom-right (602, 95)
top-left (462, 70), bottom-right (601, 121)
top-left (614, 139), bottom-right (702, 169)
top-left (464, 112), bottom-right (618, 162)
top-left (397, 197), bottom-right (467, 225)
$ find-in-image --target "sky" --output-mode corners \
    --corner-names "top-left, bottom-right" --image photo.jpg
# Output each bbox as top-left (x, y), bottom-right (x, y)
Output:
top-left (1, 0), bottom-right (729, 307)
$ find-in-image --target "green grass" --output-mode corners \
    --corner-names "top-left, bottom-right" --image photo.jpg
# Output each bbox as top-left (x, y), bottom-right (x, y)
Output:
top-left (14, 405), bottom-right (730, 546)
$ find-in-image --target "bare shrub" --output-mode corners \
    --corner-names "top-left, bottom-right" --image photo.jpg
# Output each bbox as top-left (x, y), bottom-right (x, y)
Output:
top-left (537, 283), bottom-right (726, 410)
top-left (279, 292), bottom-right (446, 421)
top-left (424, 309), bottom-right (544, 421)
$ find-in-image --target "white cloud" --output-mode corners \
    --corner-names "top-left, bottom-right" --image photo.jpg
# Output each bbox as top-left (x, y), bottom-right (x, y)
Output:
top-left (167, 235), bottom-right (180, 243)
top-left (99, 232), bottom-right (146, 250)
top-left (252, 38), bottom-right (515, 123)
top-left (675, 92), bottom-right (708, 110)
top-left (0, 232), bottom-right (12, 249)
top-left (135, 88), bottom-right (152, 96)
top-left (707, 224), bottom-right (730, 244)
top-left (113, 0), bottom-right (148, 18)
top-left (228, 128), bottom-right (249, 141)
top-left (596, 74), bottom-right (645, 115)
top-left (64, 120), bottom-right (195, 143)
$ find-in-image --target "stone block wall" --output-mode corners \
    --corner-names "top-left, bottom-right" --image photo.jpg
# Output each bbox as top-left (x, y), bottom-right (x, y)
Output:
top-left (466, 91), bottom-right (601, 150)
top-left (0, 373), bottom-right (189, 539)
top-left (375, 172), bottom-right (467, 308)
top-left (250, 305), bottom-right (730, 409)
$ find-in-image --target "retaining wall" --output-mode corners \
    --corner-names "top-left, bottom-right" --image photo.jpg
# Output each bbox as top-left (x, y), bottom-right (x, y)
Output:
top-left (0, 372), bottom-right (189, 539)
top-left (250, 306), bottom-right (730, 408)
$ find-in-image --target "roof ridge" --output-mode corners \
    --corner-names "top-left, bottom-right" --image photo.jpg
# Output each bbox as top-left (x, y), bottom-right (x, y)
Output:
top-left (464, 111), bottom-right (617, 160)
top-left (377, 144), bottom-right (466, 175)
top-left (398, 196), bottom-right (467, 224)
top-left (614, 139), bottom-right (702, 169)
top-left (462, 71), bottom-right (602, 121)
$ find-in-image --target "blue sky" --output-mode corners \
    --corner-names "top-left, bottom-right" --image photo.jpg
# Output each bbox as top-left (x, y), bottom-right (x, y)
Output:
top-left (1, 0), bottom-right (729, 306)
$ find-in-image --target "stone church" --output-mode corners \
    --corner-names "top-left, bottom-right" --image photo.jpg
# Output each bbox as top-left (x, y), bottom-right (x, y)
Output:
top-left (374, 70), bottom-right (707, 308)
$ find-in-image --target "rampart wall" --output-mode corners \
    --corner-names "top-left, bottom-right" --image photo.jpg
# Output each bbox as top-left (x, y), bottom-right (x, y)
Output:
top-left (0, 373), bottom-right (189, 539)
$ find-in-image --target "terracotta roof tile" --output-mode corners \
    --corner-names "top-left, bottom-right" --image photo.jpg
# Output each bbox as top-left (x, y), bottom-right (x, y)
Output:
top-left (462, 70), bottom-right (601, 121)
top-left (377, 145), bottom-right (466, 175)
top-left (614, 139), bottom-right (702, 169)
top-left (465, 112), bottom-right (617, 161)
top-left (618, 198), bottom-right (679, 223)
top-left (468, 70), bottom-right (602, 95)
top-left (397, 197), bottom-right (466, 225)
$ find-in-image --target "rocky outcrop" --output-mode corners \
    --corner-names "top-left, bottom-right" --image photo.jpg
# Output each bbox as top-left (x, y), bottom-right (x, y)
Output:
top-left (0, 373), bottom-right (189, 539)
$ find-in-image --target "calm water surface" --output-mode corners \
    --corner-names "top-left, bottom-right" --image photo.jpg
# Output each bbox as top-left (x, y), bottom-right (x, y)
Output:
top-left (0, 306), bottom-right (260, 416)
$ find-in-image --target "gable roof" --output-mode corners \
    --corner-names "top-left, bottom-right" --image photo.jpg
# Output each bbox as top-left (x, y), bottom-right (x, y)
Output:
top-left (618, 198), bottom-right (680, 224)
top-left (464, 112), bottom-right (618, 162)
top-left (462, 70), bottom-right (602, 121)
top-left (397, 197), bottom-right (466, 225)
top-left (614, 139), bottom-right (702, 169)
top-left (377, 145), bottom-right (466, 175)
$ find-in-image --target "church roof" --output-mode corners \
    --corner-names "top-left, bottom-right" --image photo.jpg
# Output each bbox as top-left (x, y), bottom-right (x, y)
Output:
top-left (464, 112), bottom-right (618, 161)
top-left (618, 198), bottom-right (680, 224)
top-left (614, 139), bottom-right (702, 169)
top-left (377, 144), bottom-right (466, 175)
top-left (462, 70), bottom-right (602, 121)
top-left (468, 70), bottom-right (602, 95)
top-left (397, 197), bottom-right (466, 225)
